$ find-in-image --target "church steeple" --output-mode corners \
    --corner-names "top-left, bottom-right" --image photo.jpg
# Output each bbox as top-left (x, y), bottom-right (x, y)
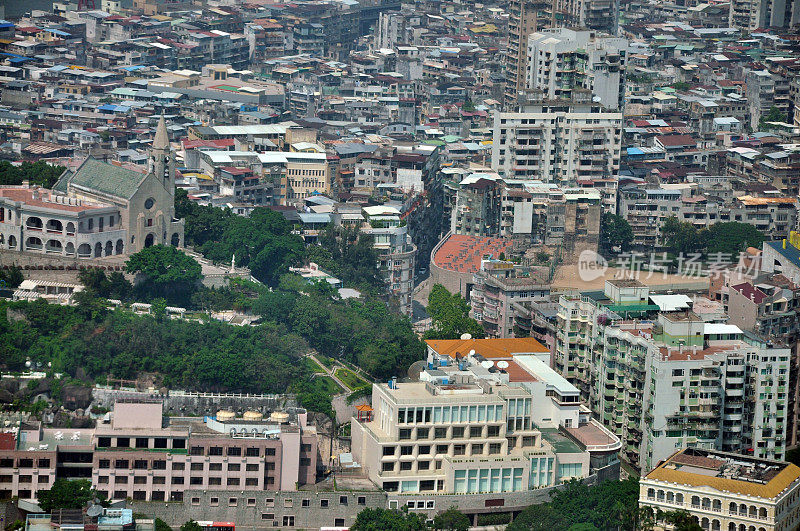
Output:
top-left (151, 114), bottom-right (174, 196)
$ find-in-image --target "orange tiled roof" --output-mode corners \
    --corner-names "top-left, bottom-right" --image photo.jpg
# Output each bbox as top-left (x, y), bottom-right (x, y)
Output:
top-left (425, 337), bottom-right (548, 359)
top-left (433, 234), bottom-right (514, 274)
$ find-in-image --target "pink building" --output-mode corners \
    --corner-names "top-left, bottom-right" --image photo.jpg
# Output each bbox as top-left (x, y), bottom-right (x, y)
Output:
top-left (0, 401), bottom-right (317, 504)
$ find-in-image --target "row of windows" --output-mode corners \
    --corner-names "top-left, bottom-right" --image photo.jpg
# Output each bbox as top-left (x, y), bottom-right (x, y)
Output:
top-left (397, 404), bottom-right (505, 425)
top-left (98, 459), bottom-right (276, 470)
top-left (0, 458), bottom-right (50, 468)
top-left (97, 476), bottom-right (272, 487)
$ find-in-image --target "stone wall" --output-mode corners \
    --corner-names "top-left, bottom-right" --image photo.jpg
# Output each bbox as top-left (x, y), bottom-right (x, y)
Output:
top-left (126, 465), bottom-right (617, 530)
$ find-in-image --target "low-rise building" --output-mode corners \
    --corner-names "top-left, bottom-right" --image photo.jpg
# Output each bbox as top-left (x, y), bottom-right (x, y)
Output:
top-left (640, 448), bottom-right (800, 531)
top-left (351, 337), bottom-right (621, 497)
top-left (0, 400), bottom-right (317, 504)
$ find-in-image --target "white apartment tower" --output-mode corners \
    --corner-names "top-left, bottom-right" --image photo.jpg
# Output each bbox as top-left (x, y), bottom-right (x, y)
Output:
top-left (491, 104), bottom-right (622, 186)
top-left (526, 29), bottom-right (628, 111)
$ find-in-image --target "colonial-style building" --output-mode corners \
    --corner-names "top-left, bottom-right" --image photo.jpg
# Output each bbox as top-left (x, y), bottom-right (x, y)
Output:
top-left (0, 116), bottom-right (183, 259)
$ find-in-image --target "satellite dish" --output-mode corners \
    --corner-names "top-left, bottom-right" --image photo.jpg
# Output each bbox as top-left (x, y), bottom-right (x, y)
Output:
top-left (468, 349), bottom-right (476, 357)
top-left (497, 361), bottom-right (509, 369)
top-left (480, 360), bottom-right (494, 369)
top-left (407, 360), bottom-right (427, 381)
top-left (87, 505), bottom-right (103, 518)
top-left (460, 333), bottom-right (472, 340)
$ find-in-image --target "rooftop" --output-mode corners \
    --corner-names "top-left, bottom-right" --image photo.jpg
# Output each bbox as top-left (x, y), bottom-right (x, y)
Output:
top-left (645, 448), bottom-right (800, 499)
top-left (425, 337), bottom-right (549, 359)
top-left (433, 234), bottom-right (514, 274)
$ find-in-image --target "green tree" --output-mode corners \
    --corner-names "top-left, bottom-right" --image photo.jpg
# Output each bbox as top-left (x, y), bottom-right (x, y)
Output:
top-left (660, 510), bottom-right (702, 531)
top-left (126, 245), bottom-right (201, 304)
top-left (179, 521), bottom-right (202, 531)
top-left (424, 284), bottom-right (485, 340)
top-left (350, 508), bottom-right (427, 531)
top-left (759, 106), bottom-right (787, 130)
top-left (0, 266), bottom-right (24, 289)
top-left (0, 161), bottom-right (65, 188)
top-left (600, 213), bottom-right (634, 254)
top-left (154, 518), bottom-right (172, 531)
top-left (660, 216), bottom-right (704, 255)
top-left (433, 507), bottom-right (470, 531)
top-left (37, 479), bottom-right (94, 512)
top-left (703, 222), bottom-right (764, 257)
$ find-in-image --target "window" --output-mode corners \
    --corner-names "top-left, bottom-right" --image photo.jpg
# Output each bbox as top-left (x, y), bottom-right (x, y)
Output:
top-left (417, 427), bottom-right (429, 438)
top-left (191, 463), bottom-right (204, 471)
top-left (282, 516), bottom-right (294, 527)
top-left (265, 448), bottom-right (276, 456)
top-left (266, 498), bottom-right (274, 507)
top-left (261, 514), bottom-right (274, 521)
top-left (153, 477), bottom-right (165, 485)
top-left (400, 446), bottom-right (413, 456)
top-left (227, 447), bottom-right (242, 456)
top-left (452, 427), bottom-right (465, 438)
top-left (246, 463), bottom-right (259, 471)
top-left (418, 461), bottom-right (430, 470)
top-left (190, 446), bottom-right (204, 456)
top-left (209, 447), bottom-right (223, 456)
top-left (436, 444), bottom-right (448, 454)
top-left (399, 429), bottom-right (412, 440)
top-left (246, 447), bottom-right (260, 457)
top-left (471, 443), bottom-right (484, 455)
top-left (134, 476), bottom-right (147, 485)
top-left (208, 477), bottom-right (221, 486)
top-left (228, 463), bottom-right (240, 471)
top-left (489, 443), bottom-right (502, 455)
top-left (210, 497), bottom-right (219, 506)
top-left (302, 499), bottom-right (310, 508)
top-left (418, 445), bottom-right (431, 455)
top-left (340, 495), bottom-right (348, 505)
top-left (487, 425), bottom-right (500, 437)
top-left (190, 477), bottom-right (203, 485)
top-left (284, 499), bottom-right (293, 508)
top-left (434, 428), bottom-right (447, 439)
top-left (400, 462), bottom-right (412, 471)
top-left (191, 497), bottom-right (200, 506)
top-left (358, 496), bottom-right (366, 505)
top-left (245, 478), bottom-right (258, 486)
top-left (153, 460), bottom-right (166, 470)
top-left (320, 499), bottom-right (329, 508)
top-left (227, 478), bottom-right (240, 486)
top-left (114, 459), bottom-right (129, 469)
top-left (209, 463), bottom-right (222, 471)
top-left (229, 498), bottom-right (238, 507)
top-left (383, 446), bottom-right (396, 456)
top-left (99, 459), bottom-right (110, 469)
top-left (115, 476), bottom-right (127, 484)
top-left (247, 498), bottom-right (256, 506)
top-left (171, 476), bottom-right (184, 485)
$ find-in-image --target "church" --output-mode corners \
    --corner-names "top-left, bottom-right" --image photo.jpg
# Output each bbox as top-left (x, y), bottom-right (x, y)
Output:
top-left (0, 116), bottom-right (184, 259)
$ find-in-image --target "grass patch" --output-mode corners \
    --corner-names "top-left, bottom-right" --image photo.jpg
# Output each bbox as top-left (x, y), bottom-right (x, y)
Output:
top-left (335, 367), bottom-right (368, 391)
top-left (318, 355), bottom-right (336, 369)
top-left (304, 356), bottom-right (325, 374)
top-left (310, 375), bottom-right (343, 395)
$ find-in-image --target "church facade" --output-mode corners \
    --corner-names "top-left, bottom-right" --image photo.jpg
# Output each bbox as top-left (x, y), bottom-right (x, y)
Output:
top-left (0, 116), bottom-right (184, 259)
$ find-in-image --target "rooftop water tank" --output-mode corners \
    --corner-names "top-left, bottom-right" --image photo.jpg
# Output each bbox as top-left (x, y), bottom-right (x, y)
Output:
top-left (269, 411), bottom-right (290, 424)
top-left (243, 410), bottom-right (263, 421)
top-left (216, 410), bottom-right (236, 422)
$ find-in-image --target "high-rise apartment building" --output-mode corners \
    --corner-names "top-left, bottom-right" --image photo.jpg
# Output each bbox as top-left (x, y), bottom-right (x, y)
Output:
top-left (551, 0), bottom-right (620, 35)
top-left (729, 0), bottom-right (800, 30)
top-left (504, 0), bottom-right (551, 108)
top-left (525, 29), bottom-right (627, 111)
top-left (491, 103), bottom-right (622, 186)
top-left (554, 280), bottom-right (791, 472)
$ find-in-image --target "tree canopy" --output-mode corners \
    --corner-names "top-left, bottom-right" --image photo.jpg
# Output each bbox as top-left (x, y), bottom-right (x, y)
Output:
top-left (350, 508), bottom-right (427, 531)
top-left (432, 507), bottom-right (470, 531)
top-left (759, 106), bottom-right (788, 130)
top-left (661, 218), bottom-right (764, 258)
top-left (507, 478), bottom-right (642, 531)
top-left (0, 161), bottom-right (65, 188)
top-left (600, 213), bottom-right (634, 254)
top-left (424, 284), bottom-right (485, 340)
top-left (126, 245), bottom-right (202, 285)
top-left (37, 479), bottom-right (95, 513)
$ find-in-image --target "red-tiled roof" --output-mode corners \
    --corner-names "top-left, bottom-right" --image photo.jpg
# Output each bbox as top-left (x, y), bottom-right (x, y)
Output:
top-left (0, 188), bottom-right (106, 213)
top-left (433, 234), bottom-right (514, 274)
top-left (731, 282), bottom-right (767, 304)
